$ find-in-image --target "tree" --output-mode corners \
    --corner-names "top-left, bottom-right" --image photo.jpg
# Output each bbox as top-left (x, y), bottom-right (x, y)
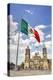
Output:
top-left (20, 62), bottom-right (24, 69)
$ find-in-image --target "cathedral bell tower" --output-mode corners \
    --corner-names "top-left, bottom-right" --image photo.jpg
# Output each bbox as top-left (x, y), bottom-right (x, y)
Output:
top-left (43, 47), bottom-right (47, 59)
top-left (24, 46), bottom-right (30, 69)
top-left (42, 44), bottom-right (49, 70)
top-left (42, 42), bottom-right (47, 59)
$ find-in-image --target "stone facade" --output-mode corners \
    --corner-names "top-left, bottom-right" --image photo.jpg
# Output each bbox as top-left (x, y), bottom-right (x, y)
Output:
top-left (24, 46), bottom-right (51, 70)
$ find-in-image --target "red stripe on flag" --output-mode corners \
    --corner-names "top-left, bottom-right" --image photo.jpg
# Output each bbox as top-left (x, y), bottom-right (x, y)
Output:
top-left (29, 28), bottom-right (40, 43)
top-left (33, 29), bottom-right (40, 43)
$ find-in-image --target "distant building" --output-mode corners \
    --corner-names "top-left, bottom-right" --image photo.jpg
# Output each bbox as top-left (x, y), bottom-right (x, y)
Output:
top-left (24, 46), bottom-right (51, 70)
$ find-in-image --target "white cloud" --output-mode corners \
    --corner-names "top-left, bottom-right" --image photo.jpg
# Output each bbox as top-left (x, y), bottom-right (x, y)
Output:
top-left (39, 51), bottom-right (43, 58)
top-left (10, 44), bottom-right (17, 50)
top-left (22, 38), bottom-right (30, 47)
top-left (8, 15), bottom-right (18, 35)
top-left (25, 10), bottom-right (33, 14)
top-left (31, 52), bottom-right (35, 58)
top-left (10, 32), bottom-right (24, 45)
top-left (33, 40), bottom-right (52, 50)
top-left (29, 36), bottom-right (36, 43)
top-left (44, 41), bottom-right (52, 48)
top-left (47, 53), bottom-right (52, 59)
top-left (34, 42), bottom-right (40, 47)
top-left (45, 34), bottom-right (51, 38)
top-left (36, 25), bottom-right (47, 29)
top-left (10, 37), bottom-right (26, 65)
top-left (10, 44), bottom-right (25, 64)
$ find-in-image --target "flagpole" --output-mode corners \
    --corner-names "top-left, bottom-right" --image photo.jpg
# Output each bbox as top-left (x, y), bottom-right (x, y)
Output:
top-left (15, 18), bottom-right (28, 70)
top-left (15, 19), bottom-right (21, 70)
top-left (15, 32), bottom-right (20, 70)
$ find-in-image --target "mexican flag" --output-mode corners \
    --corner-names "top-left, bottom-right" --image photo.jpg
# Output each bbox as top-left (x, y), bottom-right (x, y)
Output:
top-left (21, 19), bottom-right (28, 35)
top-left (21, 19), bottom-right (40, 43)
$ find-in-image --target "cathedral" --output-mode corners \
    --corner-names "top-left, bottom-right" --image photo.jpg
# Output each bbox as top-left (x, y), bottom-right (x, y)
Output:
top-left (24, 46), bottom-right (51, 70)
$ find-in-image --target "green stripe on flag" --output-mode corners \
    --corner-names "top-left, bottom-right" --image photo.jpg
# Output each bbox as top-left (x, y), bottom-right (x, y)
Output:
top-left (21, 19), bottom-right (28, 35)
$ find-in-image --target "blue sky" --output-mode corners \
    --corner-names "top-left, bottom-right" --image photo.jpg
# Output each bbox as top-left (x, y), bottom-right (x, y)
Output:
top-left (8, 4), bottom-right (51, 26)
top-left (8, 4), bottom-right (52, 64)
top-left (8, 4), bottom-right (51, 40)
